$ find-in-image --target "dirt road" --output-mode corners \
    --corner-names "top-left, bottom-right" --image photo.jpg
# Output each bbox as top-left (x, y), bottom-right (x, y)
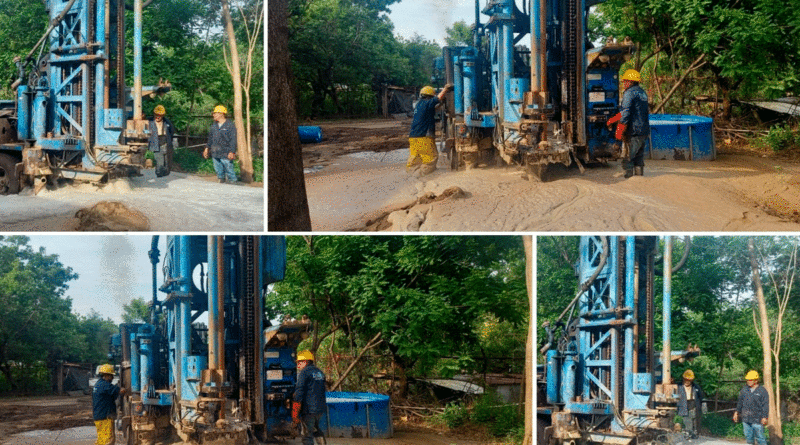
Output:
top-left (0, 170), bottom-right (264, 231)
top-left (302, 120), bottom-right (800, 231)
top-left (0, 396), bottom-right (490, 445)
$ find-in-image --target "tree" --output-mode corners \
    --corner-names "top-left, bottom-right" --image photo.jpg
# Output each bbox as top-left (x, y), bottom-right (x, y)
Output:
top-left (122, 298), bottom-right (151, 324)
top-left (522, 236), bottom-right (533, 445)
top-left (221, 0), bottom-right (251, 182)
top-left (76, 311), bottom-right (119, 364)
top-left (269, 236), bottom-right (527, 397)
top-left (445, 20), bottom-right (473, 47)
top-left (267, 0), bottom-right (312, 230)
top-left (0, 236), bottom-right (79, 390)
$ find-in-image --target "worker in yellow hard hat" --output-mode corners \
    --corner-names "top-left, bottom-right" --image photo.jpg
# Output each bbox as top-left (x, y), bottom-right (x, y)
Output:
top-left (676, 369), bottom-right (705, 439)
top-left (606, 68), bottom-right (649, 178)
top-left (407, 84), bottom-right (453, 176)
top-left (733, 370), bottom-right (769, 445)
top-left (92, 364), bottom-right (125, 445)
top-left (203, 105), bottom-right (238, 183)
top-left (292, 350), bottom-right (327, 445)
top-left (148, 104), bottom-right (174, 178)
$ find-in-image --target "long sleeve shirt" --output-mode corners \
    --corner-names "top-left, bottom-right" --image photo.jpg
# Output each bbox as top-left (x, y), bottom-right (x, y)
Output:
top-left (293, 364), bottom-right (327, 415)
top-left (92, 379), bottom-right (120, 421)
top-left (620, 84), bottom-right (650, 136)
top-left (737, 384), bottom-right (769, 424)
top-left (207, 119), bottom-right (237, 159)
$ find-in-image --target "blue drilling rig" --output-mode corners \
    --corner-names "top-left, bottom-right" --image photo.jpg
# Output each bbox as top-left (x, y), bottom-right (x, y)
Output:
top-left (110, 236), bottom-right (310, 444)
top-left (0, 0), bottom-right (169, 195)
top-left (439, 0), bottom-right (634, 180)
top-left (538, 236), bottom-right (699, 445)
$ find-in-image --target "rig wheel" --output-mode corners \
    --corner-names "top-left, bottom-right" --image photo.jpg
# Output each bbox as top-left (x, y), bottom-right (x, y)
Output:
top-left (0, 153), bottom-right (20, 195)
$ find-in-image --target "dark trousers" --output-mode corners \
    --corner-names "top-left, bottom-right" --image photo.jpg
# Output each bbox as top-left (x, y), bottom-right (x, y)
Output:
top-left (301, 413), bottom-right (325, 445)
top-left (623, 134), bottom-right (647, 170)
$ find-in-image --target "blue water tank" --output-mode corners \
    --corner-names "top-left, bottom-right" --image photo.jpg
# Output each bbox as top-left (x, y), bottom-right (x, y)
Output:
top-left (321, 392), bottom-right (393, 439)
top-left (298, 126), bottom-right (323, 143)
top-left (646, 114), bottom-right (715, 161)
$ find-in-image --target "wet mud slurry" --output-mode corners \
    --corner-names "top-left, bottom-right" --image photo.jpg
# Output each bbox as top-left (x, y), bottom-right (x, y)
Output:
top-left (303, 119), bottom-right (800, 232)
top-left (0, 170), bottom-right (263, 231)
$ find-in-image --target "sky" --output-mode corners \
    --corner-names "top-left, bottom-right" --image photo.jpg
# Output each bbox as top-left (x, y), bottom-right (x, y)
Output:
top-left (387, 0), bottom-right (479, 46)
top-left (26, 235), bottom-right (165, 324)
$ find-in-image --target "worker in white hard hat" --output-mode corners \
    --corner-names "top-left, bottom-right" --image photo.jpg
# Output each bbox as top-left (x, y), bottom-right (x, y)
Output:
top-left (148, 104), bottom-right (174, 177)
top-left (607, 69), bottom-right (649, 178)
top-left (676, 369), bottom-right (705, 439)
top-left (92, 364), bottom-right (125, 445)
top-left (292, 350), bottom-right (327, 445)
top-left (733, 370), bottom-right (769, 445)
top-left (407, 84), bottom-right (452, 176)
top-left (203, 105), bottom-right (238, 183)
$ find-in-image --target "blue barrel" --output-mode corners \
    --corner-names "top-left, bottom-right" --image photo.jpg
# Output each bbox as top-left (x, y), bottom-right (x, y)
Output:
top-left (320, 392), bottom-right (393, 439)
top-left (646, 114), bottom-right (715, 161)
top-left (298, 126), bottom-right (323, 143)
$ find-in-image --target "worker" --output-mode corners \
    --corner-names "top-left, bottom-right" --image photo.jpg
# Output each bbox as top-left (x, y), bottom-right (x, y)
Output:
top-left (203, 105), bottom-right (238, 183)
top-left (677, 369), bottom-right (705, 440)
top-left (292, 350), bottom-right (327, 445)
top-left (607, 69), bottom-right (649, 178)
top-left (92, 364), bottom-right (125, 445)
top-left (733, 370), bottom-right (769, 445)
top-left (148, 104), bottom-right (174, 178)
top-left (407, 84), bottom-right (452, 176)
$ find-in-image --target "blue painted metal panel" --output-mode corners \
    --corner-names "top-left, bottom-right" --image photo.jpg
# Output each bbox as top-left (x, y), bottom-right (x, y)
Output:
top-left (321, 392), bottom-right (392, 439)
top-left (17, 86), bottom-right (30, 139)
top-left (546, 350), bottom-right (559, 404)
top-left (130, 332), bottom-right (140, 392)
top-left (646, 114), bottom-right (715, 161)
top-left (182, 355), bottom-right (206, 402)
top-left (263, 236), bottom-right (286, 284)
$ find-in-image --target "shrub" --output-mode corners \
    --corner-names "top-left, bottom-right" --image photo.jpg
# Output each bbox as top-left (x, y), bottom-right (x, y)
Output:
top-left (763, 124), bottom-right (799, 152)
top-left (438, 402), bottom-right (470, 429)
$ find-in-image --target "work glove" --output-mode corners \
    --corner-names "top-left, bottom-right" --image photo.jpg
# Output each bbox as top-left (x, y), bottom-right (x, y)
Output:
top-left (607, 112), bottom-right (622, 128)
top-left (444, 83), bottom-right (454, 91)
top-left (227, 151), bottom-right (236, 161)
top-left (292, 401), bottom-right (301, 425)
top-left (203, 147), bottom-right (210, 159)
top-left (615, 123), bottom-right (627, 141)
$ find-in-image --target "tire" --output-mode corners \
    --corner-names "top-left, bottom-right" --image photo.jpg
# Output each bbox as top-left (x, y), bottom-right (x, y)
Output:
top-left (0, 153), bottom-right (20, 195)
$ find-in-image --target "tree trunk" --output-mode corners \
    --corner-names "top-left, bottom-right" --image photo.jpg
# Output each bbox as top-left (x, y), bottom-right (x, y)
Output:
top-left (748, 238), bottom-right (783, 445)
top-left (522, 236), bottom-right (534, 445)
top-left (221, 0), bottom-right (252, 182)
top-left (267, 0), bottom-right (312, 230)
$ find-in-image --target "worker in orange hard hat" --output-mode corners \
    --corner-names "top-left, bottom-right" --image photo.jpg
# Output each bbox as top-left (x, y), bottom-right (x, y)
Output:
top-left (407, 84), bottom-right (452, 176)
top-left (92, 364), bottom-right (125, 445)
top-left (292, 350), bottom-right (327, 445)
top-left (676, 369), bottom-right (705, 440)
top-left (733, 370), bottom-right (769, 445)
top-left (607, 68), bottom-right (649, 178)
top-left (148, 104), bottom-right (174, 178)
top-left (203, 105), bottom-right (238, 183)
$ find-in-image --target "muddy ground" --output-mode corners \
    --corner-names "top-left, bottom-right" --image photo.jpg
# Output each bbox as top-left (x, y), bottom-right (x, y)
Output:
top-left (0, 170), bottom-right (264, 232)
top-left (0, 395), bottom-right (489, 445)
top-left (302, 118), bottom-right (800, 232)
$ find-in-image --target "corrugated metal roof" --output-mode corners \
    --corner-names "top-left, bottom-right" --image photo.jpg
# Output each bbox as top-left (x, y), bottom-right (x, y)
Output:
top-left (746, 100), bottom-right (800, 116)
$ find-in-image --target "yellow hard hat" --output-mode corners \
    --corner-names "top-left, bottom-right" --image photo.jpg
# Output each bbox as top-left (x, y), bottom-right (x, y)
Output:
top-left (622, 69), bottom-right (641, 82)
top-left (420, 86), bottom-right (435, 97)
top-left (153, 105), bottom-right (166, 115)
top-left (745, 370), bottom-right (759, 380)
top-left (297, 350), bottom-right (314, 362)
top-left (683, 369), bottom-right (695, 380)
top-left (213, 105), bottom-right (227, 114)
top-left (99, 364), bottom-right (115, 376)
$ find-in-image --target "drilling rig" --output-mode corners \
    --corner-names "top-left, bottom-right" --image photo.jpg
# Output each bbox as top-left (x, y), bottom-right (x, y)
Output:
top-left (439, 0), bottom-right (634, 180)
top-left (110, 236), bottom-right (310, 444)
top-left (0, 0), bottom-right (170, 195)
top-left (538, 236), bottom-right (699, 445)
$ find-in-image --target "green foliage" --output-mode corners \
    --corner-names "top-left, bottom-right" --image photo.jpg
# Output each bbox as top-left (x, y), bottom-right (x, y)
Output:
top-left (0, 236), bottom-right (82, 391)
top-left (762, 124), bottom-right (800, 152)
top-left (172, 148), bottom-right (215, 175)
top-left (445, 21), bottom-right (473, 47)
top-left (270, 236), bottom-right (527, 390)
top-left (122, 298), bottom-right (151, 324)
top-left (701, 412), bottom-right (743, 438)
top-left (472, 391), bottom-right (522, 437)
top-left (436, 401), bottom-right (470, 429)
